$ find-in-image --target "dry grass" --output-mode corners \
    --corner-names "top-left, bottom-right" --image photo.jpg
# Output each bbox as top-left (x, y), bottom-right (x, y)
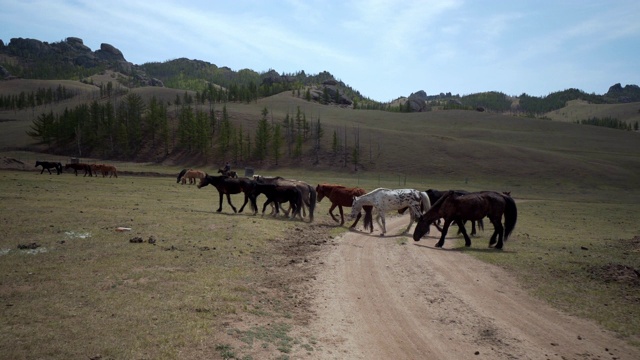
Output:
top-left (0, 171), bottom-right (334, 359)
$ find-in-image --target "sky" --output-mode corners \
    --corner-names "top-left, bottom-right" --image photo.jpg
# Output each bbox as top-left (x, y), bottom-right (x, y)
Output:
top-left (1, 0), bottom-right (639, 102)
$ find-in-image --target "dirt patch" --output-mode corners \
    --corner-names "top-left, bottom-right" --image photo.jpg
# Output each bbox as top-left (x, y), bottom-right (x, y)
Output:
top-left (588, 263), bottom-right (640, 286)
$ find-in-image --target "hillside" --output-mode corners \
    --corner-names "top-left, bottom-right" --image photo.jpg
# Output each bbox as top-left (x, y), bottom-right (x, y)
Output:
top-left (1, 36), bottom-right (640, 192)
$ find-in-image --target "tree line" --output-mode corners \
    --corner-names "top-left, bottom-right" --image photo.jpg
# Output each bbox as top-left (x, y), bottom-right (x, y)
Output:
top-left (0, 85), bottom-right (77, 110)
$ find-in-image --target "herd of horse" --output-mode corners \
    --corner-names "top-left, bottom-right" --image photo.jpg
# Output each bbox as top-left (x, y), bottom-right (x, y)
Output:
top-left (179, 168), bottom-right (518, 250)
top-left (35, 161), bottom-right (118, 177)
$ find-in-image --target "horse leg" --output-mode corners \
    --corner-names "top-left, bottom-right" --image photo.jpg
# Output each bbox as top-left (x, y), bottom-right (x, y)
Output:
top-left (349, 211), bottom-right (362, 229)
top-left (217, 192), bottom-right (224, 212)
top-left (471, 221), bottom-right (477, 236)
top-left (455, 219), bottom-right (472, 247)
top-left (328, 203), bottom-right (340, 223)
top-left (239, 194), bottom-right (249, 213)
top-left (379, 213), bottom-right (386, 236)
top-left (435, 220), bottom-right (452, 248)
top-left (338, 206), bottom-right (345, 226)
top-left (403, 212), bottom-right (414, 234)
top-left (226, 193), bottom-right (237, 213)
top-left (489, 218), bottom-right (505, 249)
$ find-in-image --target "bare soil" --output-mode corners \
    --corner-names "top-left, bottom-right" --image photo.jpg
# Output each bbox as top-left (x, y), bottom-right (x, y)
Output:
top-left (288, 216), bottom-right (640, 360)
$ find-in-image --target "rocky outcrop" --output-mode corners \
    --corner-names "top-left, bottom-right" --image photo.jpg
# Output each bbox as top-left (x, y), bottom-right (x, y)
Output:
top-left (0, 37), bottom-right (143, 83)
top-left (606, 83), bottom-right (640, 103)
top-left (406, 90), bottom-right (429, 112)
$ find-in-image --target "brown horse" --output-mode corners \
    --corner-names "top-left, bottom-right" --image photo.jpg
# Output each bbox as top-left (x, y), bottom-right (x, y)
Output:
top-left (65, 163), bottom-right (93, 177)
top-left (91, 164), bottom-right (118, 178)
top-left (413, 190), bottom-right (517, 249)
top-left (197, 175), bottom-right (257, 214)
top-left (181, 169), bottom-right (205, 184)
top-left (315, 183), bottom-right (373, 232)
top-left (218, 168), bottom-right (238, 178)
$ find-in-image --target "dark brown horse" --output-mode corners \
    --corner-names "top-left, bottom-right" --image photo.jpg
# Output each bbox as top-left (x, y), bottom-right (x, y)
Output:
top-left (316, 183), bottom-right (373, 232)
top-left (197, 175), bottom-right (257, 214)
top-left (413, 190), bottom-right (517, 249)
top-left (252, 182), bottom-right (302, 219)
top-left (425, 189), bottom-right (484, 236)
top-left (255, 176), bottom-right (316, 222)
top-left (218, 168), bottom-right (238, 178)
top-left (65, 163), bottom-right (93, 177)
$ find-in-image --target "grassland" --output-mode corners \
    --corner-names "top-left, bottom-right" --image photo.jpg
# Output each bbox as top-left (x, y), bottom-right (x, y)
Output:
top-left (1, 80), bottom-right (639, 358)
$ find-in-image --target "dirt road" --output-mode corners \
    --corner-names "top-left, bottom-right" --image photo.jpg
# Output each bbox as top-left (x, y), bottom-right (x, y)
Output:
top-left (306, 215), bottom-right (639, 359)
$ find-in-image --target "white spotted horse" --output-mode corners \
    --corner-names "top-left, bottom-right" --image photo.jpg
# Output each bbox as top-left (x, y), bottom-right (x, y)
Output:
top-left (350, 188), bottom-right (430, 236)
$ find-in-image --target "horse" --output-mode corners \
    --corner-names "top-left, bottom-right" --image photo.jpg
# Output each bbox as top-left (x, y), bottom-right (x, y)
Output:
top-left (252, 182), bottom-right (302, 219)
top-left (413, 190), bottom-right (517, 250)
top-left (64, 163), bottom-right (93, 177)
top-left (197, 175), bottom-right (257, 214)
top-left (91, 164), bottom-right (118, 178)
top-left (176, 169), bottom-right (189, 183)
top-left (316, 183), bottom-right (373, 232)
top-left (180, 169), bottom-right (205, 184)
top-left (35, 161), bottom-right (62, 175)
top-left (425, 189), bottom-right (484, 236)
top-left (255, 176), bottom-right (316, 222)
top-left (350, 188), bottom-right (430, 236)
top-left (218, 168), bottom-right (238, 178)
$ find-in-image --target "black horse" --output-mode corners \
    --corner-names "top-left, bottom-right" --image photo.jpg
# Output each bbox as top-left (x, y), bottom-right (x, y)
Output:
top-left (254, 176), bottom-right (316, 222)
top-left (176, 169), bottom-right (189, 183)
top-left (35, 161), bottom-right (62, 175)
top-left (426, 189), bottom-right (484, 236)
top-left (252, 182), bottom-right (303, 219)
top-left (413, 190), bottom-right (517, 250)
top-left (197, 175), bottom-right (257, 214)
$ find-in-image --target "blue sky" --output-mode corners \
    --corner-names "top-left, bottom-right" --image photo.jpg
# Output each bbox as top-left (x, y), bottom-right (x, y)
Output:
top-left (2, 0), bottom-right (639, 102)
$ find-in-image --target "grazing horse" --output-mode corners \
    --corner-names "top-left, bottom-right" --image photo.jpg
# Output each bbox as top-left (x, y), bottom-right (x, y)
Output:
top-left (218, 168), bottom-right (238, 178)
top-left (252, 182), bottom-right (302, 219)
top-left (180, 169), bottom-right (205, 184)
top-left (350, 188), bottom-right (429, 236)
top-left (426, 189), bottom-right (484, 236)
top-left (315, 183), bottom-right (373, 232)
top-left (64, 163), bottom-right (93, 177)
top-left (35, 161), bottom-right (62, 175)
top-left (197, 175), bottom-right (257, 214)
top-left (413, 190), bottom-right (517, 250)
top-left (255, 176), bottom-right (316, 222)
top-left (176, 169), bottom-right (189, 183)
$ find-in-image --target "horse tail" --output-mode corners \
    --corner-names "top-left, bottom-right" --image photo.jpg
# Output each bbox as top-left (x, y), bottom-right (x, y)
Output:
top-left (363, 206), bottom-right (373, 233)
top-left (308, 185), bottom-right (316, 222)
top-left (503, 195), bottom-right (517, 241)
top-left (419, 191), bottom-right (431, 213)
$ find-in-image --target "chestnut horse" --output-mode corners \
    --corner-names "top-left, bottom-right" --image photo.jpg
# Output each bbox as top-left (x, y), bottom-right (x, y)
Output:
top-left (183, 169), bottom-right (205, 184)
top-left (413, 190), bottom-right (517, 249)
top-left (315, 183), bottom-right (373, 232)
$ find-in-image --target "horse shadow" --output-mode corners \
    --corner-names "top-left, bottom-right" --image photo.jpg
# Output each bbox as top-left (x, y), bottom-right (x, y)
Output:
top-left (412, 242), bottom-right (516, 253)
